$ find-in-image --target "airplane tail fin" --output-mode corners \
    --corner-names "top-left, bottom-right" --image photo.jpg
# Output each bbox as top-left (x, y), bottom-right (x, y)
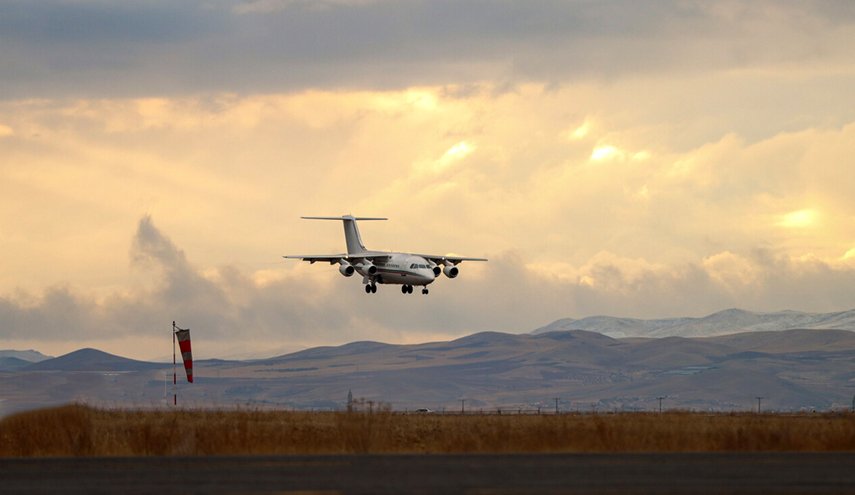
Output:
top-left (301, 215), bottom-right (387, 255)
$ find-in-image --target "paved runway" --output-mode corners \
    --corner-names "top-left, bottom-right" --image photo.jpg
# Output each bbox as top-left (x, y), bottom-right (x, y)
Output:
top-left (3, 453), bottom-right (855, 494)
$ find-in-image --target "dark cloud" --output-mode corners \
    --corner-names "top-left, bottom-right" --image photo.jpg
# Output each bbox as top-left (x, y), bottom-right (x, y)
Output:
top-left (0, 285), bottom-right (99, 340)
top-left (0, 2), bottom-right (212, 44)
top-left (131, 214), bottom-right (190, 271)
top-left (2, 0), bottom-right (853, 98)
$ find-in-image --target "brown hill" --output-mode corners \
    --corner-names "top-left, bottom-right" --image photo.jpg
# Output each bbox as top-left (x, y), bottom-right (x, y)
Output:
top-left (2, 328), bottom-right (854, 417)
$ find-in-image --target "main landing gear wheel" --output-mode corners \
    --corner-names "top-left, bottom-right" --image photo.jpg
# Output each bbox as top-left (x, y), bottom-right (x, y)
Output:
top-left (401, 284), bottom-right (414, 294)
top-left (365, 284), bottom-right (377, 294)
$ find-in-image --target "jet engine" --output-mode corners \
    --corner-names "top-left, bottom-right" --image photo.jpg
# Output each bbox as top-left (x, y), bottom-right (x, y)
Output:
top-left (356, 261), bottom-right (377, 276)
top-left (443, 264), bottom-right (459, 279)
top-left (339, 261), bottom-right (355, 277)
top-left (427, 262), bottom-right (441, 276)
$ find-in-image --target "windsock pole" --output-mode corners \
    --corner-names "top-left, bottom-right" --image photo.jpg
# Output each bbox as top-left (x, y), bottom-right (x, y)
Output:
top-left (171, 321), bottom-right (194, 406)
top-left (172, 321), bottom-right (177, 406)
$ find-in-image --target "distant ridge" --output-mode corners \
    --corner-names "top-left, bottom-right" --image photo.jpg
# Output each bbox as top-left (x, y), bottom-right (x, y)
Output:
top-left (0, 350), bottom-right (52, 363)
top-left (532, 308), bottom-right (855, 338)
top-left (0, 350), bottom-right (54, 371)
top-left (4, 327), bottom-right (855, 414)
top-left (0, 357), bottom-right (34, 372)
top-left (24, 348), bottom-right (163, 372)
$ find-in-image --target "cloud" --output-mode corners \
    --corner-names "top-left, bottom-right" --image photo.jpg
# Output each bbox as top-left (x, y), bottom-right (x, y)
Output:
top-left (2, 84), bottom-right (854, 295)
top-left (2, 1), bottom-right (855, 98)
top-left (2, 25), bottom-right (855, 362)
top-left (2, 215), bottom-right (854, 361)
top-left (0, 216), bottom-right (347, 357)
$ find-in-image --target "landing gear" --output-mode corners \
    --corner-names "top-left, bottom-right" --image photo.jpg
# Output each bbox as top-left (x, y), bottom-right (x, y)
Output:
top-left (365, 283), bottom-right (377, 294)
top-left (399, 284), bottom-right (428, 294)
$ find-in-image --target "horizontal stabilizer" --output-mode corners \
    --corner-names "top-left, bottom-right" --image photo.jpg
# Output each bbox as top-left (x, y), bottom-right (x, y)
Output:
top-left (302, 216), bottom-right (387, 221)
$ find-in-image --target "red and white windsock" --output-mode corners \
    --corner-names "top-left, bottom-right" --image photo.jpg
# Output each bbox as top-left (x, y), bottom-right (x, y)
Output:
top-left (175, 328), bottom-right (193, 383)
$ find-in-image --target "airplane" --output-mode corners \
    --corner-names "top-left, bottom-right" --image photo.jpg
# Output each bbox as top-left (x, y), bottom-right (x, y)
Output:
top-left (284, 215), bottom-right (487, 295)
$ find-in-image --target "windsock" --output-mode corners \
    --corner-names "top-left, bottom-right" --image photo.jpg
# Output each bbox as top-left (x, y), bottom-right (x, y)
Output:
top-left (175, 328), bottom-right (193, 383)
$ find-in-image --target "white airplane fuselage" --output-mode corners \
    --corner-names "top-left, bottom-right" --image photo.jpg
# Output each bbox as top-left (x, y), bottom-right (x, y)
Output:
top-left (358, 253), bottom-right (436, 286)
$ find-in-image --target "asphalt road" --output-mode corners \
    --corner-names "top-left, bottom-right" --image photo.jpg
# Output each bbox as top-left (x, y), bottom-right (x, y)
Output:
top-left (3, 453), bottom-right (855, 494)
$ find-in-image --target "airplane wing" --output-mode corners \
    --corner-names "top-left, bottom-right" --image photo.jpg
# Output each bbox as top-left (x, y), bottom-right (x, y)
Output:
top-left (283, 252), bottom-right (393, 264)
top-left (283, 254), bottom-right (347, 264)
top-left (414, 254), bottom-right (488, 265)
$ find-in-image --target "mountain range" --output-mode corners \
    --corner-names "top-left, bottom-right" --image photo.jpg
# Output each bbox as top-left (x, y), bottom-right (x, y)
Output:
top-left (0, 350), bottom-right (52, 372)
top-left (532, 308), bottom-right (855, 338)
top-left (2, 309), bottom-right (854, 416)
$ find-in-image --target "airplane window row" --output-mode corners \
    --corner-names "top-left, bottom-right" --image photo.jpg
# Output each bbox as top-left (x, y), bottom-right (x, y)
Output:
top-left (409, 264), bottom-right (430, 269)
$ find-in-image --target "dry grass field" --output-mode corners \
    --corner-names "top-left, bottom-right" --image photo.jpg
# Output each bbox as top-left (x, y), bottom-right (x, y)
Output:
top-left (1, 404), bottom-right (854, 456)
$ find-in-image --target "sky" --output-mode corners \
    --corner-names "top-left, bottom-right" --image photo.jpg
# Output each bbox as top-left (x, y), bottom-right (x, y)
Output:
top-left (2, 0), bottom-right (855, 360)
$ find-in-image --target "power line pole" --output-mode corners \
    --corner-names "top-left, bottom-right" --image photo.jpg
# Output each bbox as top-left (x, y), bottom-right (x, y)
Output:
top-left (460, 399), bottom-right (466, 414)
top-left (554, 397), bottom-right (560, 414)
top-left (756, 396), bottom-right (764, 413)
top-left (657, 396), bottom-right (665, 413)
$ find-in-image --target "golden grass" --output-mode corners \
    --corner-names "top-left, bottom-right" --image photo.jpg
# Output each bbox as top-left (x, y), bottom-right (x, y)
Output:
top-left (1, 405), bottom-right (854, 457)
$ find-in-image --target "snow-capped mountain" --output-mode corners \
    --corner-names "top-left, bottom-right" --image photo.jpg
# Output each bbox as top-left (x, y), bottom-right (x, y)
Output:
top-left (531, 308), bottom-right (855, 338)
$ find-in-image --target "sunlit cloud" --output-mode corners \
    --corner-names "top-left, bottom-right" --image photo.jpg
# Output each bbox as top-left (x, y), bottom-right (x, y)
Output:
top-left (631, 184), bottom-right (650, 202)
top-left (590, 145), bottom-right (622, 162)
top-left (703, 251), bottom-right (759, 290)
top-left (566, 120), bottom-right (592, 141)
top-left (432, 141), bottom-right (475, 172)
top-left (777, 209), bottom-right (818, 229)
top-left (589, 145), bottom-right (651, 164)
top-left (632, 151), bottom-right (651, 161)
